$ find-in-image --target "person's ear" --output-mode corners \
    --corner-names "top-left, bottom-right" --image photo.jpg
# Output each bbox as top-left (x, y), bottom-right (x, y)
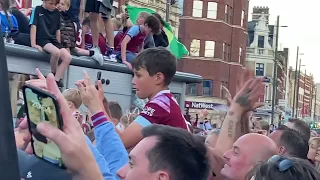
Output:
top-left (157, 171), bottom-right (170, 180)
top-left (154, 72), bottom-right (165, 85)
top-left (279, 146), bottom-right (286, 155)
top-left (67, 101), bottom-right (73, 108)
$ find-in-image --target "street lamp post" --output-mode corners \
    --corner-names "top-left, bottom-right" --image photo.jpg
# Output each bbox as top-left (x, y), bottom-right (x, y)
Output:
top-left (295, 62), bottom-right (305, 117)
top-left (271, 16), bottom-right (287, 124)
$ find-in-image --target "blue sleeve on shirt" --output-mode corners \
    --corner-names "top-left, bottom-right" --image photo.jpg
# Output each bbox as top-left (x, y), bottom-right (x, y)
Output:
top-left (85, 136), bottom-right (116, 180)
top-left (92, 114), bottom-right (128, 179)
top-left (135, 115), bottom-right (152, 127)
top-left (29, 6), bottom-right (39, 25)
top-left (126, 25), bottom-right (140, 38)
top-left (199, 123), bottom-right (205, 130)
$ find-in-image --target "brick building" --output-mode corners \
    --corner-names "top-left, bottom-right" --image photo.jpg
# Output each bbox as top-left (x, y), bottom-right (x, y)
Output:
top-left (288, 68), bottom-right (315, 119)
top-left (177, 0), bottom-right (249, 123)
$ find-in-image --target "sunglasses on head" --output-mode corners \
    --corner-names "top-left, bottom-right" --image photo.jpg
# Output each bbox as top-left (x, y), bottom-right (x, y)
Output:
top-left (267, 155), bottom-right (293, 172)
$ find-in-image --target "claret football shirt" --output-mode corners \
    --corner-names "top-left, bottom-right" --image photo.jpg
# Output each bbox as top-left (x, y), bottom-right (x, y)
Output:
top-left (135, 90), bottom-right (189, 131)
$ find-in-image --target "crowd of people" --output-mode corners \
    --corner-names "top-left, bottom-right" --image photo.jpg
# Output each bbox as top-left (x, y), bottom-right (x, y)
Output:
top-left (1, 0), bottom-right (169, 87)
top-left (4, 0), bottom-right (320, 179)
top-left (11, 49), bottom-right (320, 180)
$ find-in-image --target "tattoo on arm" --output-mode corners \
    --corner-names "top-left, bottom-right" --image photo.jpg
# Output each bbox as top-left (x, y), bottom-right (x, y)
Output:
top-left (228, 120), bottom-right (234, 137)
top-left (236, 93), bottom-right (250, 107)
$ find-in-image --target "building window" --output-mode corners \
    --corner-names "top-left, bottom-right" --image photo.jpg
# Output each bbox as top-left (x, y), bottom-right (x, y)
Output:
top-left (207, 2), bottom-right (217, 19)
top-left (192, 1), bottom-right (203, 18)
top-left (258, 35), bottom-right (264, 48)
top-left (187, 84), bottom-right (197, 96)
top-left (256, 63), bottom-right (264, 76)
top-left (223, 43), bottom-right (231, 61)
top-left (239, 47), bottom-right (242, 63)
top-left (241, 10), bottom-right (245, 27)
top-left (190, 39), bottom-right (200, 56)
top-left (225, 5), bottom-right (233, 24)
top-left (203, 80), bottom-right (213, 96)
top-left (204, 41), bottom-right (215, 57)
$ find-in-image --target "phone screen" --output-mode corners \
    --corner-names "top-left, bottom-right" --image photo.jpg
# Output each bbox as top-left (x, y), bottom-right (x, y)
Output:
top-left (23, 86), bottom-right (64, 167)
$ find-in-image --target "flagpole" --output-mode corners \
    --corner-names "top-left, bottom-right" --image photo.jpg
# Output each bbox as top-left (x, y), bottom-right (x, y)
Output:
top-left (165, 0), bottom-right (170, 21)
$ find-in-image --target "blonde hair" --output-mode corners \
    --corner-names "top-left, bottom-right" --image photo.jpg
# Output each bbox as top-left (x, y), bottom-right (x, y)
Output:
top-left (61, 0), bottom-right (70, 8)
top-left (138, 12), bottom-right (150, 20)
top-left (120, 108), bottom-right (139, 128)
top-left (62, 88), bottom-right (82, 109)
top-left (309, 137), bottom-right (320, 146)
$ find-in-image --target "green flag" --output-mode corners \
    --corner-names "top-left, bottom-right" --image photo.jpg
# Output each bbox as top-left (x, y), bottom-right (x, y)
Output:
top-left (126, 5), bottom-right (189, 59)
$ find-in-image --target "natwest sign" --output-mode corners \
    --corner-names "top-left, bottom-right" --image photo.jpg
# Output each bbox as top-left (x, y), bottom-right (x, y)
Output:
top-left (185, 101), bottom-right (222, 110)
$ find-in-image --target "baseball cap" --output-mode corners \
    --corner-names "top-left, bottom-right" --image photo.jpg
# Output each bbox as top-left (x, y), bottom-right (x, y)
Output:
top-left (18, 149), bottom-right (72, 180)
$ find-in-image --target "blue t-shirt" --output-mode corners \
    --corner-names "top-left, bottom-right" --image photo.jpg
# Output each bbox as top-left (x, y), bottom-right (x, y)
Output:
top-left (0, 11), bottom-right (19, 34)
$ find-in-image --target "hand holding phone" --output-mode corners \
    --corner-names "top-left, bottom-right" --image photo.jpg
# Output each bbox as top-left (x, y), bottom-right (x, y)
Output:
top-left (22, 84), bottom-right (64, 168)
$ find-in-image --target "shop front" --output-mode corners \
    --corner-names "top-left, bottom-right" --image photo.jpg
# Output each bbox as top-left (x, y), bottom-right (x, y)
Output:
top-left (184, 100), bottom-right (228, 128)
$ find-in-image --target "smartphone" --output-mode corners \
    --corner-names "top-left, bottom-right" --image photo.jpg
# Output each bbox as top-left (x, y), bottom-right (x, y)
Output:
top-left (22, 84), bottom-right (64, 168)
top-left (96, 71), bottom-right (102, 89)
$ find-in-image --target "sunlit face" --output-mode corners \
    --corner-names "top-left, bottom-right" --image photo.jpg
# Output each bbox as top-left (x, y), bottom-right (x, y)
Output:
top-left (308, 140), bottom-right (320, 161)
top-left (57, 0), bottom-right (68, 12)
top-left (221, 136), bottom-right (255, 180)
top-left (315, 147), bottom-right (320, 162)
top-left (117, 136), bottom-right (164, 180)
top-left (136, 16), bottom-right (145, 25)
top-left (43, 0), bottom-right (57, 11)
top-left (132, 67), bottom-right (155, 99)
top-left (82, 25), bottom-right (91, 34)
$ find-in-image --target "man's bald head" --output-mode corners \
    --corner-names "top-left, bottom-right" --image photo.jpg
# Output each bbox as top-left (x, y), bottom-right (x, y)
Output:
top-left (239, 133), bottom-right (278, 162)
top-left (221, 133), bottom-right (277, 180)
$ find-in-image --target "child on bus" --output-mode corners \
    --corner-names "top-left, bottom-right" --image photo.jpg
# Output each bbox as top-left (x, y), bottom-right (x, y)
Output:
top-left (93, 48), bottom-right (189, 150)
top-left (0, 0), bottom-right (19, 42)
top-left (57, 0), bottom-right (104, 66)
top-left (30, 0), bottom-right (71, 87)
top-left (76, 17), bottom-right (111, 60)
top-left (114, 14), bottom-right (160, 70)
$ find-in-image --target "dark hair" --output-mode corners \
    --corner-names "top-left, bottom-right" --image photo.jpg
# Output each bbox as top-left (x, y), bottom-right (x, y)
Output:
top-left (142, 124), bottom-right (210, 180)
top-left (108, 101), bottom-right (123, 120)
top-left (288, 118), bottom-right (311, 140)
top-left (152, 12), bottom-right (165, 26)
top-left (42, 0), bottom-right (60, 4)
top-left (279, 128), bottom-right (309, 159)
top-left (144, 15), bottom-right (160, 34)
top-left (132, 47), bottom-right (176, 86)
top-left (247, 156), bottom-right (320, 180)
top-left (82, 17), bottom-right (90, 26)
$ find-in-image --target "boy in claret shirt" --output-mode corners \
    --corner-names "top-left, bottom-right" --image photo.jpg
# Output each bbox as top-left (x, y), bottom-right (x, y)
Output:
top-left (76, 17), bottom-right (108, 56)
top-left (114, 14), bottom-right (160, 70)
top-left (116, 48), bottom-right (189, 149)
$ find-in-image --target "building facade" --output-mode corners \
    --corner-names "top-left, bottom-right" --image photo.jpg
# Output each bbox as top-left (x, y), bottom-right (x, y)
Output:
top-left (245, 6), bottom-right (289, 123)
top-left (313, 83), bottom-right (320, 122)
top-left (177, 0), bottom-right (249, 124)
top-left (288, 68), bottom-right (315, 121)
top-left (118, 0), bottom-right (180, 36)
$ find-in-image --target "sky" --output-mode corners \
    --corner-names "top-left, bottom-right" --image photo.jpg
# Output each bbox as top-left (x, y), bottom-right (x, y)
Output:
top-left (249, 0), bottom-right (320, 82)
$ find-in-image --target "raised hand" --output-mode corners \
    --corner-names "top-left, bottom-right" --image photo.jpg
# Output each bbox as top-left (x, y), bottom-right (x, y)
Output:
top-left (75, 71), bottom-right (103, 114)
top-left (231, 77), bottom-right (265, 113)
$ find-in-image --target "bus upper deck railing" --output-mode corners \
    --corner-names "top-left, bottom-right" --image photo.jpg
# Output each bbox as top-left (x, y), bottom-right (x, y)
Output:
top-left (5, 43), bottom-right (203, 84)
